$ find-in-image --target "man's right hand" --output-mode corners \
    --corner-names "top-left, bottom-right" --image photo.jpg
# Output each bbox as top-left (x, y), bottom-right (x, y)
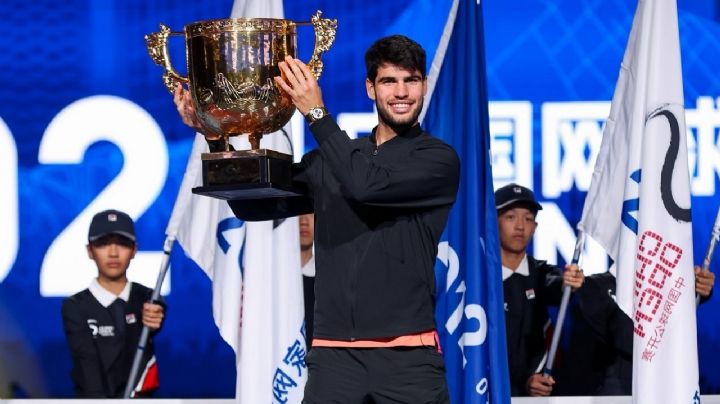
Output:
top-left (526, 373), bottom-right (555, 396)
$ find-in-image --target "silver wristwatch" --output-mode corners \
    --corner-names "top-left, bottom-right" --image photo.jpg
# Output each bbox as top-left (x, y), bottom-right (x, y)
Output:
top-left (305, 106), bottom-right (328, 123)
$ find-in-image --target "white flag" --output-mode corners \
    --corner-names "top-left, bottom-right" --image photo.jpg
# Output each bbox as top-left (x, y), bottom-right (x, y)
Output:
top-left (167, 133), bottom-right (246, 353)
top-left (166, 0), bottom-right (306, 401)
top-left (577, 0), bottom-right (699, 403)
top-left (229, 2), bottom-right (306, 402)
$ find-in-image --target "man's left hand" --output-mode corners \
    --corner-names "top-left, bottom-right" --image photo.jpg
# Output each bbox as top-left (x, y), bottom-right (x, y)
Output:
top-left (274, 56), bottom-right (325, 116)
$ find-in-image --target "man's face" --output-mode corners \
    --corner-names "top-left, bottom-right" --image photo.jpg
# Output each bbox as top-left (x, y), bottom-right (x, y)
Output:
top-left (497, 207), bottom-right (537, 255)
top-left (87, 234), bottom-right (137, 282)
top-left (366, 63), bottom-right (427, 129)
top-left (299, 213), bottom-right (315, 252)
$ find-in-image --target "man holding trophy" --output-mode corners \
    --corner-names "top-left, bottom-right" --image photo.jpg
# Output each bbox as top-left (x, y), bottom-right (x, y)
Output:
top-left (174, 34), bottom-right (459, 403)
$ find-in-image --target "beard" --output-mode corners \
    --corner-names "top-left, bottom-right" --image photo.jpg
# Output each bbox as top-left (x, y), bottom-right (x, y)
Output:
top-left (375, 98), bottom-right (424, 133)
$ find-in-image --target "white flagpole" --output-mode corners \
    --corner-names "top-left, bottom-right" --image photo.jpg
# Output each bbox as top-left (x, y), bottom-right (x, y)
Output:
top-left (696, 207), bottom-right (720, 305)
top-left (124, 235), bottom-right (174, 398)
top-left (700, 207), bottom-right (720, 272)
top-left (543, 232), bottom-right (585, 376)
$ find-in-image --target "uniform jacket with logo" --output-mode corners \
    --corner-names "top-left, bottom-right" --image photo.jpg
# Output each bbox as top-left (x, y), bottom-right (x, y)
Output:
top-left (61, 282), bottom-right (158, 398)
top-left (503, 256), bottom-right (563, 396)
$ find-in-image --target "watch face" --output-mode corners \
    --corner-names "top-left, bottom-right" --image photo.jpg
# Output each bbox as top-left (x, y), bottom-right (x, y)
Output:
top-left (310, 108), bottom-right (325, 120)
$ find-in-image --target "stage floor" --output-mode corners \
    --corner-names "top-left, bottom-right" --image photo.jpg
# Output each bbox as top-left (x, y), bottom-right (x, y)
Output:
top-left (1, 398), bottom-right (719, 403)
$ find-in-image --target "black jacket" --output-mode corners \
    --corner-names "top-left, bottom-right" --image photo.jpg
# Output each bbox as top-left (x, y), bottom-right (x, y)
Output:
top-left (303, 273), bottom-right (315, 345)
top-left (229, 116), bottom-right (460, 340)
top-left (503, 256), bottom-right (563, 396)
top-left (552, 272), bottom-right (633, 396)
top-left (560, 271), bottom-right (713, 395)
top-left (61, 282), bottom-right (157, 398)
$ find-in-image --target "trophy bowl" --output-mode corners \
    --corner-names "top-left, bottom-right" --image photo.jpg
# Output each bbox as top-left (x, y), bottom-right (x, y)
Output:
top-left (146, 11), bottom-right (336, 200)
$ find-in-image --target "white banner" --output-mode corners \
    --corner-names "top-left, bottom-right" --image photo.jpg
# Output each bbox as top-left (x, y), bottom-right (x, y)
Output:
top-left (167, 0), bottom-right (306, 401)
top-left (578, 1), bottom-right (699, 403)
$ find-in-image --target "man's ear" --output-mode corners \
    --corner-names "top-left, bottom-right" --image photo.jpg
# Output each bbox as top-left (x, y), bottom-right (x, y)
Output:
top-left (130, 244), bottom-right (138, 259)
top-left (86, 244), bottom-right (94, 260)
top-left (365, 78), bottom-right (376, 101)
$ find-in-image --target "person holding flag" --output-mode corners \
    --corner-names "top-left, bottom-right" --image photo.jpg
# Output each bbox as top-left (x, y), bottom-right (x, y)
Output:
top-left (61, 209), bottom-right (164, 398)
top-left (555, 263), bottom-right (714, 396)
top-left (175, 34), bottom-right (459, 403)
top-left (493, 183), bottom-right (584, 396)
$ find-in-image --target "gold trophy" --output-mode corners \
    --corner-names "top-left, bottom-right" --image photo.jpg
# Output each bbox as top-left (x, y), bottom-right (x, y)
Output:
top-left (146, 11), bottom-right (337, 199)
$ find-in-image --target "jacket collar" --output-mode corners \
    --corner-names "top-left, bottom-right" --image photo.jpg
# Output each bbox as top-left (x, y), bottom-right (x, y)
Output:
top-left (369, 123), bottom-right (423, 146)
top-left (302, 255), bottom-right (315, 277)
top-left (502, 254), bottom-right (529, 281)
top-left (89, 278), bottom-right (131, 308)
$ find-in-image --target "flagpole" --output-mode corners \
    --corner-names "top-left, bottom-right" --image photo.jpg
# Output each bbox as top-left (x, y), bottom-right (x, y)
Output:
top-left (543, 232), bottom-right (585, 377)
top-left (124, 235), bottom-right (175, 398)
top-left (696, 207), bottom-right (720, 306)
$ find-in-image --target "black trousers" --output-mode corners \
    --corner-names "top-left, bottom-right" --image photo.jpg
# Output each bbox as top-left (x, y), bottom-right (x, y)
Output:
top-left (302, 346), bottom-right (450, 404)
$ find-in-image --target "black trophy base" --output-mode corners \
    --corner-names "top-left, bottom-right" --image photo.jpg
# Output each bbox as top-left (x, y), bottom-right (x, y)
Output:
top-left (192, 149), bottom-right (302, 201)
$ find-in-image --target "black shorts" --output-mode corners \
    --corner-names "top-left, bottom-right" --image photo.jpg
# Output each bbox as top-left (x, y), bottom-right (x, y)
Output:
top-left (302, 346), bottom-right (450, 404)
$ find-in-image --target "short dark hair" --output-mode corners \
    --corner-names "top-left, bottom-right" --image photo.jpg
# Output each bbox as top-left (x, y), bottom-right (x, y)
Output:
top-left (364, 35), bottom-right (426, 83)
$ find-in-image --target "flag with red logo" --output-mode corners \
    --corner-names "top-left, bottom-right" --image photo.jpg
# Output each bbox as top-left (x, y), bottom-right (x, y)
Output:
top-left (578, 0), bottom-right (699, 402)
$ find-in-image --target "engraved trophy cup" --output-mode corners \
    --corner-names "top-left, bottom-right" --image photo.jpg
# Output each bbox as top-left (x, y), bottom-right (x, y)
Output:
top-left (146, 11), bottom-right (337, 199)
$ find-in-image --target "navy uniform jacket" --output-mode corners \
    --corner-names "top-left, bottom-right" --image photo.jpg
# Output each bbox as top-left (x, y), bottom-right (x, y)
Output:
top-left (554, 272), bottom-right (632, 396)
top-left (61, 282), bottom-right (157, 398)
top-left (558, 271), bottom-right (713, 395)
top-left (503, 256), bottom-right (563, 396)
top-left (302, 256), bottom-right (316, 345)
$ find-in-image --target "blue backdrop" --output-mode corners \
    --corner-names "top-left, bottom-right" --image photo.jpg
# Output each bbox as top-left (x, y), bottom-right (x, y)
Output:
top-left (0, 0), bottom-right (718, 398)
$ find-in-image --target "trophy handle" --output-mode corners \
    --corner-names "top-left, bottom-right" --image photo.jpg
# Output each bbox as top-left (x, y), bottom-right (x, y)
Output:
top-left (145, 24), bottom-right (189, 93)
top-left (307, 11), bottom-right (338, 79)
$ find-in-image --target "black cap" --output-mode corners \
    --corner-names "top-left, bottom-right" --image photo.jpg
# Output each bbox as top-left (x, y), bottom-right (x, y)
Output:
top-left (88, 209), bottom-right (135, 243)
top-left (494, 183), bottom-right (543, 213)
